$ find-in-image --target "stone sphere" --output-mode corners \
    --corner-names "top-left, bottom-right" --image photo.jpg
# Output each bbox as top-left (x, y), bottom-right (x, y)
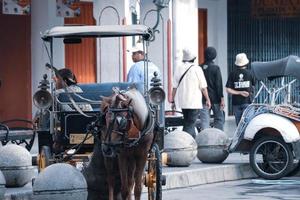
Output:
top-left (196, 128), bottom-right (230, 163)
top-left (164, 130), bottom-right (197, 167)
top-left (33, 163), bottom-right (88, 200)
top-left (0, 144), bottom-right (35, 187)
top-left (0, 170), bottom-right (6, 200)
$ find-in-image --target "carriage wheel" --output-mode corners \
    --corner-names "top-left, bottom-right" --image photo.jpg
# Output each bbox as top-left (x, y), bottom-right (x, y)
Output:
top-left (38, 146), bottom-right (52, 172)
top-left (250, 136), bottom-right (293, 179)
top-left (145, 143), bottom-right (162, 200)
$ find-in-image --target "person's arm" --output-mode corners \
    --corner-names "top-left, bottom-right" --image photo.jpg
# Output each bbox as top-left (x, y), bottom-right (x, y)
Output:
top-left (215, 67), bottom-right (225, 109)
top-left (226, 87), bottom-right (249, 97)
top-left (201, 87), bottom-right (211, 109)
top-left (220, 97), bottom-right (225, 110)
top-left (171, 88), bottom-right (177, 111)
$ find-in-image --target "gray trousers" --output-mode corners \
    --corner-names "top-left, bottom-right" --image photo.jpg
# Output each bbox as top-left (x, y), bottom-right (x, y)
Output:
top-left (233, 104), bottom-right (249, 125)
top-left (182, 109), bottom-right (200, 138)
top-left (199, 104), bottom-right (225, 131)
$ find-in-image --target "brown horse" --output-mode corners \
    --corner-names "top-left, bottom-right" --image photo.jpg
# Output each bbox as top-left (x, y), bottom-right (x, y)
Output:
top-left (100, 87), bottom-right (154, 200)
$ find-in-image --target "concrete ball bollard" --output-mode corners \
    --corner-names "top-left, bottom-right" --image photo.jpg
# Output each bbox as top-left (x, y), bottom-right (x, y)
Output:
top-left (0, 144), bottom-right (35, 187)
top-left (196, 128), bottom-right (230, 163)
top-left (33, 163), bottom-right (88, 200)
top-left (0, 170), bottom-right (6, 200)
top-left (164, 130), bottom-right (197, 167)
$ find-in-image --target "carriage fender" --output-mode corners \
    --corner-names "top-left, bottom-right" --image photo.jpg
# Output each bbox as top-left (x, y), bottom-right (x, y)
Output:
top-left (244, 113), bottom-right (300, 143)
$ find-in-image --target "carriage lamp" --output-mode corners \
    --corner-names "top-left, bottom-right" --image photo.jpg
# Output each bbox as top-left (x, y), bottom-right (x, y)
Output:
top-left (33, 74), bottom-right (53, 109)
top-left (149, 87), bottom-right (165, 105)
top-left (149, 72), bottom-right (166, 105)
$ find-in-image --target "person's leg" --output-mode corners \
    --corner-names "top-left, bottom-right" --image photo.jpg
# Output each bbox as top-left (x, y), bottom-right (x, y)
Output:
top-left (240, 104), bottom-right (250, 121)
top-left (182, 109), bottom-right (200, 138)
top-left (199, 105), bottom-right (210, 131)
top-left (211, 104), bottom-right (225, 130)
top-left (232, 105), bottom-right (242, 126)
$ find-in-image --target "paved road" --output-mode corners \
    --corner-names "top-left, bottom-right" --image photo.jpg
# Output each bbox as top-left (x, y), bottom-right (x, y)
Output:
top-left (141, 177), bottom-right (300, 200)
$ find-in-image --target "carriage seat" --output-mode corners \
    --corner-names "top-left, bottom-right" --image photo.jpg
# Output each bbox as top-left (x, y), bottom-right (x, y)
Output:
top-left (57, 82), bottom-right (143, 111)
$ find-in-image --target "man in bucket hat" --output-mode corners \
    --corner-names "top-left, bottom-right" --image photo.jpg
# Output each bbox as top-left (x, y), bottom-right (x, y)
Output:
top-left (171, 48), bottom-right (211, 138)
top-left (226, 53), bottom-right (255, 125)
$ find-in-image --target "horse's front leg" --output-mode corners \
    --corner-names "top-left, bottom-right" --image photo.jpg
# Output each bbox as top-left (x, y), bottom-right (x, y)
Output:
top-left (127, 158), bottom-right (136, 200)
top-left (104, 158), bottom-right (115, 200)
top-left (133, 152), bottom-right (148, 200)
top-left (118, 154), bottom-right (133, 200)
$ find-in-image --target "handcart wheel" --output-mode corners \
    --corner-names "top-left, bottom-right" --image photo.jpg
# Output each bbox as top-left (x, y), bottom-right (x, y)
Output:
top-left (250, 136), bottom-right (293, 179)
top-left (286, 159), bottom-right (300, 177)
top-left (145, 143), bottom-right (162, 200)
top-left (38, 145), bottom-right (52, 171)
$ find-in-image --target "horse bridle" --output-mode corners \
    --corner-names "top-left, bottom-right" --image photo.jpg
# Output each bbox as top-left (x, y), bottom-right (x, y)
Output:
top-left (103, 105), bottom-right (136, 148)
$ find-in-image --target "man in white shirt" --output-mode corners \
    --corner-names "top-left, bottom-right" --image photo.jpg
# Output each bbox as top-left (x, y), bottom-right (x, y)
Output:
top-left (171, 48), bottom-right (211, 138)
top-left (127, 43), bottom-right (160, 93)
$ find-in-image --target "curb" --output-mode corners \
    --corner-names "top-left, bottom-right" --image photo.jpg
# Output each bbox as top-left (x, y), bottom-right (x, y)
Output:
top-left (163, 163), bottom-right (257, 190)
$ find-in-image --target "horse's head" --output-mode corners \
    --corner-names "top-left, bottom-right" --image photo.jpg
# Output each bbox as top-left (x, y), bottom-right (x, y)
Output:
top-left (100, 87), bottom-right (143, 157)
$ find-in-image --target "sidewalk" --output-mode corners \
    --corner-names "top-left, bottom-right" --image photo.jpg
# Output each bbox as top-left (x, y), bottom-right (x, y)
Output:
top-left (4, 117), bottom-right (257, 199)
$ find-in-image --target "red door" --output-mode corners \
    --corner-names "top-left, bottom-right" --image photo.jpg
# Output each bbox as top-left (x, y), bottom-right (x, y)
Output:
top-left (198, 9), bottom-right (208, 65)
top-left (64, 2), bottom-right (96, 83)
top-left (0, 12), bottom-right (32, 121)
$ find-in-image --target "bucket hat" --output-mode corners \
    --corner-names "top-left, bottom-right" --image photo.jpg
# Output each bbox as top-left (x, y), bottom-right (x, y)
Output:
top-left (182, 48), bottom-right (196, 62)
top-left (235, 53), bottom-right (249, 67)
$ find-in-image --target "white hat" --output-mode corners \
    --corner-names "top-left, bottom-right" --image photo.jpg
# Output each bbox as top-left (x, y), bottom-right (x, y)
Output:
top-left (182, 48), bottom-right (196, 62)
top-left (127, 42), bottom-right (144, 53)
top-left (235, 53), bottom-right (249, 67)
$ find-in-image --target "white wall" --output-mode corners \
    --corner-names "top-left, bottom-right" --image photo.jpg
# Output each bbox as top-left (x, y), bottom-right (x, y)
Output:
top-left (173, 0), bottom-right (199, 66)
top-left (31, 0), bottom-right (64, 115)
top-left (198, 0), bottom-right (228, 116)
top-left (93, 0), bottom-right (126, 83)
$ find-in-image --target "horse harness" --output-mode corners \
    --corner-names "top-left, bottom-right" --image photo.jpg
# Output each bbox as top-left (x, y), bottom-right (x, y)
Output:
top-left (101, 100), bottom-right (154, 150)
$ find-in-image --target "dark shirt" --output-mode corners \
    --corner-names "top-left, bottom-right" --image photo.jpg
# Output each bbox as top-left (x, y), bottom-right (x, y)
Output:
top-left (200, 61), bottom-right (224, 104)
top-left (226, 67), bottom-right (255, 105)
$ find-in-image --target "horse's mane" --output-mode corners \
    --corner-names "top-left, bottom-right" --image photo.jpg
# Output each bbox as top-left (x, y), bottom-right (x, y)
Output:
top-left (124, 88), bottom-right (148, 128)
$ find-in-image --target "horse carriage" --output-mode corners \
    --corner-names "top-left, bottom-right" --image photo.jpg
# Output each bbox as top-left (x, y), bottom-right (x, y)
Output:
top-left (32, 24), bottom-right (166, 199)
top-left (229, 55), bottom-right (300, 180)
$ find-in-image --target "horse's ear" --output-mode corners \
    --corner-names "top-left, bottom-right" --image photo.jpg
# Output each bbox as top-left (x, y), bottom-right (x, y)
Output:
top-left (116, 93), bottom-right (127, 102)
top-left (120, 97), bottom-right (132, 108)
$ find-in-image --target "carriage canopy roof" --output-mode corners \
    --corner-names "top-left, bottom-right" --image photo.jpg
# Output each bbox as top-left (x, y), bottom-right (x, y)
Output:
top-left (251, 55), bottom-right (300, 80)
top-left (42, 24), bottom-right (152, 40)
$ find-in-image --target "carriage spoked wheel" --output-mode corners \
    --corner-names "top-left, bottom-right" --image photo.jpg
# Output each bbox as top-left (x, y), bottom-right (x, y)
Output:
top-left (250, 136), bottom-right (294, 179)
top-left (37, 146), bottom-right (52, 172)
top-left (145, 143), bottom-right (163, 200)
